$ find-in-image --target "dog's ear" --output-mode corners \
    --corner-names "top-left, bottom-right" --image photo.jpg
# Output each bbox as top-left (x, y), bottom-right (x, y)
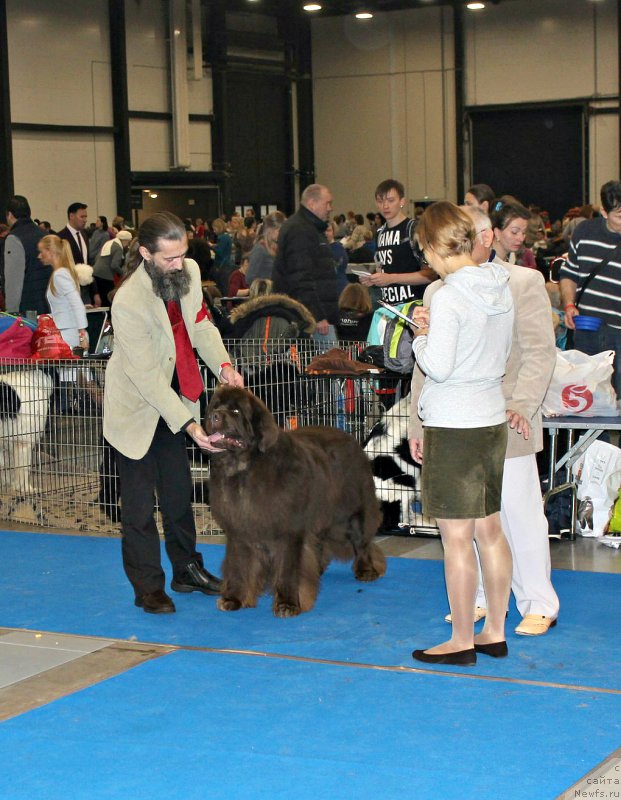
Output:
top-left (253, 398), bottom-right (279, 452)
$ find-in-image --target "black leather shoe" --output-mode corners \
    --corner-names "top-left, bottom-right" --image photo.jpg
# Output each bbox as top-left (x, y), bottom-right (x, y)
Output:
top-left (135, 589), bottom-right (176, 614)
top-left (171, 561), bottom-right (222, 595)
top-left (474, 641), bottom-right (508, 658)
top-left (412, 648), bottom-right (476, 666)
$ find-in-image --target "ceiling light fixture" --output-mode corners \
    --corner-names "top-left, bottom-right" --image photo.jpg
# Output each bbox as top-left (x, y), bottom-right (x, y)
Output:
top-left (355, 11), bottom-right (373, 19)
top-left (303, 3), bottom-right (322, 10)
top-left (149, 193), bottom-right (158, 199)
top-left (466, 2), bottom-right (485, 8)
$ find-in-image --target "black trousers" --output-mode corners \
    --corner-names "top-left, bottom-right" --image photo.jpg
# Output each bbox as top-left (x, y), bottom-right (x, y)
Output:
top-left (116, 419), bottom-right (202, 595)
top-left (94, 277), bottom-right (115, 306)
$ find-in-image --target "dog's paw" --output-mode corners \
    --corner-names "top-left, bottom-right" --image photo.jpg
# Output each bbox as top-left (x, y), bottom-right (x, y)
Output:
top-left (354, 566), bottom-right (382, 582)
top-left (273, 600), bottom-right (302, 618)
top-left (217, 596), bottom-right (242, 611)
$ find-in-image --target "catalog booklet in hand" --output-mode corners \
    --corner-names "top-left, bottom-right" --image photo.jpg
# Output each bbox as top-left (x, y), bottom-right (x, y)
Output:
top-left (378, 301), bottom-right (422, 328)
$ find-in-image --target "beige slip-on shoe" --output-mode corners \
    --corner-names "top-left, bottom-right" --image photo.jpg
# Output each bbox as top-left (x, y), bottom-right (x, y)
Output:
top-left (444, 606), bottom-right (487, 624)
top-left (515, 614), bottom-right (557, 636)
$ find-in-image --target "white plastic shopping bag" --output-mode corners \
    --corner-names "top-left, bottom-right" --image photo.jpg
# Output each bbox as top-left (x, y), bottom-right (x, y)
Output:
top-left (572, 440), bottom-right (621, 537)
top-left (542, 349), bottom-right (617, 417)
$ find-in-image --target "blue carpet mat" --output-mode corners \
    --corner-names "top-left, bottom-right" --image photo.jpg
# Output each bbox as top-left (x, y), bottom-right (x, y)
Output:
top-left (0, 649), bottom-right (618, 800)
top-left (0, 531), bottom-right (619, 689)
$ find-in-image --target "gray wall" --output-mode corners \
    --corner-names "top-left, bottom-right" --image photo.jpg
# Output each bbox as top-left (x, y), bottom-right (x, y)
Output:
top-left (7, 0), bottom-right (213, 226)
top-left (312, 0), bottom-right (619, 215)
top-left (4, 0), bottom-right (619, 224)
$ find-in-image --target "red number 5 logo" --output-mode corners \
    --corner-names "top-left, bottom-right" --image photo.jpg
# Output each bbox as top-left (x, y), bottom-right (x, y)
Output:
top-left (561, 384), bottom-right (593, 413)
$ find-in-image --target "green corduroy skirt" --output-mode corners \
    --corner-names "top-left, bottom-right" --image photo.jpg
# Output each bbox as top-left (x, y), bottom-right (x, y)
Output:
top-left (421, 423), bottom-right (508, 520)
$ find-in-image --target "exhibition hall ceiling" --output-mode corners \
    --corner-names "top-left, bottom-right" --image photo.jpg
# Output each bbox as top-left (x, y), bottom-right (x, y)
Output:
top-left (224, 0), bottom-right (507, 18)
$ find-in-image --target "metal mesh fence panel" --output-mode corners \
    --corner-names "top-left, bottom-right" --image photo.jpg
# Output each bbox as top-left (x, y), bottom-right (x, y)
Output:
top-left (0, 343), bottom-right (437, 536)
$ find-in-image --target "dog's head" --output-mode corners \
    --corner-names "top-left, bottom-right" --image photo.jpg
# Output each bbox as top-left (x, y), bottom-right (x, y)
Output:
top-left (205, 386), bottom-right (279, 454)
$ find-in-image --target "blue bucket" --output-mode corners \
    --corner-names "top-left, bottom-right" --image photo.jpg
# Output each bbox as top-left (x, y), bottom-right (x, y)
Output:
top-left (573, 315), bottom-right (603, 331)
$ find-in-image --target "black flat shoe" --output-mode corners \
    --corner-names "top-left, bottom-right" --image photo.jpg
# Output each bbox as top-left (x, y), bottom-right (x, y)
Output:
top-left (171, 560), bottom-right (222, 595)
top-left (474, 641), bottom-right (508, 658)
top-left (412, 648), bottom-right (476, 666)
top-left (135, 589), bottom-right (176, 614)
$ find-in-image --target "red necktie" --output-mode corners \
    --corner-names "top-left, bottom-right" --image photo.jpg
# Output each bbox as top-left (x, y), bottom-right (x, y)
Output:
top-left (166, 300), bottom-right (204, 402)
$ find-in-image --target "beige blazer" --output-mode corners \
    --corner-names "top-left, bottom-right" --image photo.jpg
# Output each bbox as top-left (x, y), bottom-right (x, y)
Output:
top-left (409, 261), bottom-right (556, 458)
top-left (103, 258), bottom-right (231, 459)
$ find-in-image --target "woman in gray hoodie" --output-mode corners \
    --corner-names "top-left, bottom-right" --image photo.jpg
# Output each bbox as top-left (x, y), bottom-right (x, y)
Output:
top-left (409, 201), bottom-right (523, 667)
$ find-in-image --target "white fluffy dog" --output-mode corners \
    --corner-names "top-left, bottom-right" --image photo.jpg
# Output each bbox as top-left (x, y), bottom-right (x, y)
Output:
top-left (0, 369), bottom-right (53, 494)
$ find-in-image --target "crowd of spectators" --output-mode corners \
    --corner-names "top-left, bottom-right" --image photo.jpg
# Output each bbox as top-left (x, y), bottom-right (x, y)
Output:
top-left (1, 186), bottom-right (617, 354)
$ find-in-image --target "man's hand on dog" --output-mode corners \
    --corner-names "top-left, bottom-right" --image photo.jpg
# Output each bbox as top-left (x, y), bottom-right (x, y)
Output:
top-left (186, 422), bottom-right (228, 452)
top-left (220, 366), bottom-right (244, 388)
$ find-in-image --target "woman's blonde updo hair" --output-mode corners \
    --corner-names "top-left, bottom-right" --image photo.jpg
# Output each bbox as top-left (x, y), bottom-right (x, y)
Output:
top-left (416, 201), bottom-right (476, 260)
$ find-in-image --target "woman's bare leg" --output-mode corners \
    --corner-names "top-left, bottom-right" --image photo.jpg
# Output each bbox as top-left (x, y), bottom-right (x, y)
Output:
top-left (423, 517), bottom-right (477, 654)
top-left (473, 512), bottom-right (512, 644)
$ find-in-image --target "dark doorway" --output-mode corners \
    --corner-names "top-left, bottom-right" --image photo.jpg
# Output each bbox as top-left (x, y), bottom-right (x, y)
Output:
top-left (468, 105), bottom-right (586, 222)
top-left (225, 70), bottom-right (291, 213)
top-left (133, 187), bottom-right (220, 227)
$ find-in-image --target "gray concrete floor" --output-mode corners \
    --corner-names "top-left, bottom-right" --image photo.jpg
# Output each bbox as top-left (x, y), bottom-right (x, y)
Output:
top-left (0, 527), bottom-right (619, 723)
top-left (376, 531), bottom-right (621, 574)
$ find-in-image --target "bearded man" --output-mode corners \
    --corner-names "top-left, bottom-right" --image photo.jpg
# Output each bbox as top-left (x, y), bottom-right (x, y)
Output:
top-left (103, 211), bottom-right (244, 614)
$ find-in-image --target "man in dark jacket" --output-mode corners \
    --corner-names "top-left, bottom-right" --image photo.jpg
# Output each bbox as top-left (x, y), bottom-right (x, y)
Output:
top-left (272, 184), bottom-right (338, 338)
top-left (57, 202), bottom-right (101, 307)
top-left (4, 195), bottom-right (50, 315)
top-left (57, 202), bottom-right (90, 266)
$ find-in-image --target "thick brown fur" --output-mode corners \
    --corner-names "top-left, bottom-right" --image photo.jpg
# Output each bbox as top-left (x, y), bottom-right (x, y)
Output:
top-left (205, 386), bottom-right (386, 617)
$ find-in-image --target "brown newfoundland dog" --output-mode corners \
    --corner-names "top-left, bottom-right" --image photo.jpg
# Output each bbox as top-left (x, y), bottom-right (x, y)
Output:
top-left (205, 386), bottom-right (386, 617)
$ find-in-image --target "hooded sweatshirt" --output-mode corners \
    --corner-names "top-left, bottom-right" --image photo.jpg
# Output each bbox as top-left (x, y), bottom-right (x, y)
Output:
top-left (413, 261), bottom-right (514, 429)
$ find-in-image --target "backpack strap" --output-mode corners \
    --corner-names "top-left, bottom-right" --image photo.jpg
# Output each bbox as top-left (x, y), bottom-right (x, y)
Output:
top-left (406, 218), bottom-right (417, 255)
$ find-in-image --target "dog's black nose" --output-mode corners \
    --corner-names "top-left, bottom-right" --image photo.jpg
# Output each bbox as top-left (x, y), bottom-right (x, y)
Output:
top-left (206, 410), bottom-right (223, 429)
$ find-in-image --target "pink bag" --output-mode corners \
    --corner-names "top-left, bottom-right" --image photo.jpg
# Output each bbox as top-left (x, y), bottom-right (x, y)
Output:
top-left (0, 316), bottom-right (34, 359)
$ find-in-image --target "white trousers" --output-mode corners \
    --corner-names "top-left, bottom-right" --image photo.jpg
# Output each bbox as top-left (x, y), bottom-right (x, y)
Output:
top-left (476, 454), bottom-right (560, 619)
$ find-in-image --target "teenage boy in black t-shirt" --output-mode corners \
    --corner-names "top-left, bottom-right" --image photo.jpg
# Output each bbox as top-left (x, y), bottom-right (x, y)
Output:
top-left (359, 179), bottom-right (435, 305)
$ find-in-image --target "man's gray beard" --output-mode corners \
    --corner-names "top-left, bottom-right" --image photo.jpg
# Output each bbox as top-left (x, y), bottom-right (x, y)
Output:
top-left (144, 260), bottom-right (191, 301)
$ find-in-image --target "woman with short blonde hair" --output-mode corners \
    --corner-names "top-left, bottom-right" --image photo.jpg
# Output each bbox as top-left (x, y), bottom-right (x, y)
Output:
top-left (409, 200), bottom-right (521, 666)
top-left (212, 218), bottom-right (226, 236)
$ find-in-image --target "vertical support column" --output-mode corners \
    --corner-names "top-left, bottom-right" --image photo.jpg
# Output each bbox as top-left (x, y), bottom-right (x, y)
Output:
top-left (618, 0), bottom-right (621, 172)
top-left (295, 14), bottom-right (315, 200)
top-left (0, 0), bottom-right (14, 211)
top-left (281, 12), bottom-right (299, 215)
top-left (190, 0), bottom-right (203, 81)
top-left (453, 3), bottom-right (465, 203)
top-left (108, 0), bottom-right (132, 220)
top-left (169, 0), bottom-right (191, 168)
top-left (207, 2), bottom-right (231, 214)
